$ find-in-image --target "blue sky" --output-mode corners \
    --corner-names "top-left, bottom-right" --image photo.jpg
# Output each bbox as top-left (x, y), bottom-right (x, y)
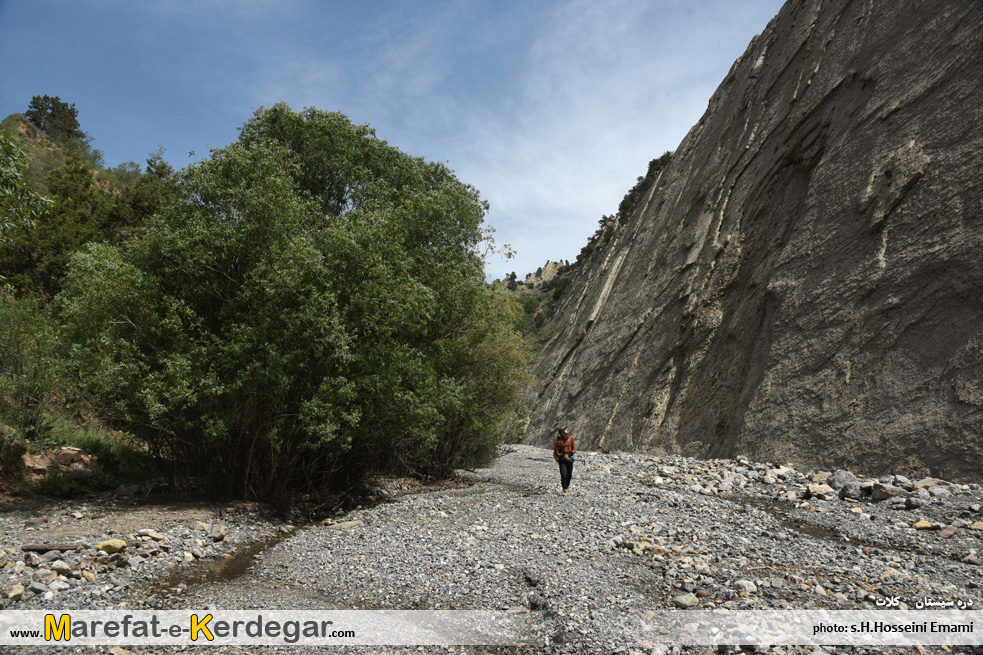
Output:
top-left (0, 0), bottom-right (785, 279)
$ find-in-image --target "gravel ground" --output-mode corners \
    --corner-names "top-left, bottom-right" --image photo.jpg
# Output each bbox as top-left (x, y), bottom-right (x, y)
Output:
top-left (3, 445), bottom-right (982, 654)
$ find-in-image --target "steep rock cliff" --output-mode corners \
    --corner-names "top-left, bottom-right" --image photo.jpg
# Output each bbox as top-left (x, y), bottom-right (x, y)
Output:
top-left (525, 0), bottom-right (983, 481)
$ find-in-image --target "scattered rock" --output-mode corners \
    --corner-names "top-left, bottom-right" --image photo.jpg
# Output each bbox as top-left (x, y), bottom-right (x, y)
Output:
top-left (806, 484), bottom-right (835, 501)
top-left (905, 497), bottom-right (930, 510)
top-left (1, 442), bottom-right (981, 651)
top-left (871, 483), bottom-right (906, 502)
top-left (96, 539), bottom-right (128, 554)
top-left (50, 560), bottom-right (71, 575)
top-left (829, 470), bottom-right (858, 490)
top-left (673, 593), bottom-right (700, 609)
top-left (21, 454), bottom-right (51, 475)
top-left (838, 483), bottom-right (863, 501)
top-left (55, 446), bottom-right (82, 466)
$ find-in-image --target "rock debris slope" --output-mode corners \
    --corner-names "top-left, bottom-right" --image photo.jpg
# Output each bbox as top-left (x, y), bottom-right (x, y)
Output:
top-left (526, 0), bottom-right (983, 481)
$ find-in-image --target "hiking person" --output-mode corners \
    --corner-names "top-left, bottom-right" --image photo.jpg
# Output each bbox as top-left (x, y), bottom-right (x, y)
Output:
top-left (553, 427), bottom-right (577, 495)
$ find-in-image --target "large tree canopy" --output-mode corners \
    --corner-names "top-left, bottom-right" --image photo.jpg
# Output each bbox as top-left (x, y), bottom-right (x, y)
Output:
top-left (24, 95), bottom-right (86, 142)
top-left (54, 104), bottom-right (527, 499)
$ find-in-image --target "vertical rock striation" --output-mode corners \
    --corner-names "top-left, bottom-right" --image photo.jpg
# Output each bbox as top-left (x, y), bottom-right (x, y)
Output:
top-left (525, 0), bottom-right (983, 481)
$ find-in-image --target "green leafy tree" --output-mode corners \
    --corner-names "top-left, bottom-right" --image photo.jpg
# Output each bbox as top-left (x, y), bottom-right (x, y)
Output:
top-left (55, 104), bottom-right (528, 499)
top-left (1, 152), bottom-right (112, 295)
top-left (145, 146), bottom-right (175, 179)
top-left (106, 161), bottom-right (142, 188)
top-left (24, 95), bottom-right (86, 142)
top-left (1, 143), bottom-right (174, 296)
top-left (0, 134), bottom-right (52, 241)
top-left (0, 295), bottom-right (61, 444)
top-left (101, 147), bottom-right (176, 241)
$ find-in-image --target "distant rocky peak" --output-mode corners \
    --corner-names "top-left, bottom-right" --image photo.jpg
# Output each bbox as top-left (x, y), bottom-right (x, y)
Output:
top-left (524, 260), bottom-right (568, 287)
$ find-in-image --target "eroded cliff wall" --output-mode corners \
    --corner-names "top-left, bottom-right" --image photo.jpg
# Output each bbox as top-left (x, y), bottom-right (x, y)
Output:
top-left (525, 0), bottom-right (983, 480)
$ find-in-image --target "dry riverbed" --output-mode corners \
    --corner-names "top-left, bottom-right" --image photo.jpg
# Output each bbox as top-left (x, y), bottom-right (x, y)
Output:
top-left (3, 445), bottom-right (982, 654)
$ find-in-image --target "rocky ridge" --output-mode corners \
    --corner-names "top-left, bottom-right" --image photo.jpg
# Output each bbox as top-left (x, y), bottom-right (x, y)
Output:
top-left (525, 0), bottom-right (983, 480)
top-left (525, 260), bottom-right (567, 287)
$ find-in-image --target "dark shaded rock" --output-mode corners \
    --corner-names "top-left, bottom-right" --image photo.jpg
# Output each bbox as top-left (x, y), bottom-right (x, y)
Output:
top-left (838, 483), bottom-right (863, 501)
top-left (871, 483), bottom-right (907, 502)
top-left (905, 496), bottom-right (930, 510)
top-left (830, 470), bottom-right (858, 490)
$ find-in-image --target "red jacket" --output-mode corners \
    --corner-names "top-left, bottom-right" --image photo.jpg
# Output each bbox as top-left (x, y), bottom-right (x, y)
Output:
top-left (554, 435), bottom-right (576, 462)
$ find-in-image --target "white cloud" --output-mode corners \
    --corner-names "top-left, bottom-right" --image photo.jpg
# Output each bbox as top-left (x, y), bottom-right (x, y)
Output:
top-left (454, 0), bottom-right (755, 279)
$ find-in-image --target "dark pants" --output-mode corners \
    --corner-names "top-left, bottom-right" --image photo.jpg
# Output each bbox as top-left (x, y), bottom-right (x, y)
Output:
top-left (558, 459), bottom-right (574, 490)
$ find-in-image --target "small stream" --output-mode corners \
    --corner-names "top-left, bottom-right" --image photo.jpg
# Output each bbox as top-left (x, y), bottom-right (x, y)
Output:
top-left (737, 494), bottom-right (853, 543)
top-left (150, 526), bottom-right (301, 597)
top-left (146, 477), bottom-right (480, 598)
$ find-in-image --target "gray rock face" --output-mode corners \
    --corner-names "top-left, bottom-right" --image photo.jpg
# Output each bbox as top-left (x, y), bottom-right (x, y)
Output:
top-left (525, 0), bottom-right (983, 481)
